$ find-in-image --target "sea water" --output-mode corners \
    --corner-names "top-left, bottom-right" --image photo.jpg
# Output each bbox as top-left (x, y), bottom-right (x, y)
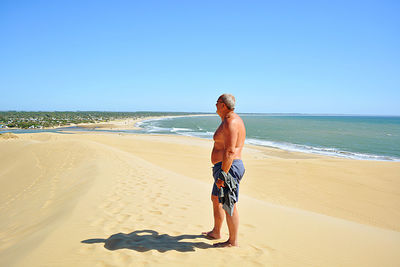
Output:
top-left (2, 115), bottom-right (399, 161)
top-left (137, 115), bottom-right (400, 161)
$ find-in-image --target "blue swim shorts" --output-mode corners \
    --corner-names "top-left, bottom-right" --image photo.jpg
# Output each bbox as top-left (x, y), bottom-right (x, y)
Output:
top-left (212, 159), bottom-right (245, 201)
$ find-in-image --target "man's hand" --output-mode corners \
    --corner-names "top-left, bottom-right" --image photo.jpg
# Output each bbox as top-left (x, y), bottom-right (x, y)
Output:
top-left (216, 179), bottom-right (225, 189)
top-left (216, 170), bottom-right (227, 189)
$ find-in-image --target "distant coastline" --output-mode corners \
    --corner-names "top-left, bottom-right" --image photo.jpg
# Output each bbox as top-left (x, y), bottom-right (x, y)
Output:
top-left (0, 111), bottom-right (211, 130)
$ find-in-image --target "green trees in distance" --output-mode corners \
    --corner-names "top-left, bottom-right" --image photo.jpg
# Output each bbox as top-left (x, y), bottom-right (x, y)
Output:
top-left (0, 111), bottom-right (207, 129)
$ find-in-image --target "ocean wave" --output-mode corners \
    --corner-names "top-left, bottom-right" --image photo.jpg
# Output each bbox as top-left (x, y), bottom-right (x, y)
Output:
top-left (246, 138), bottom-right (400, 161)
top-left (144, 126), bottom-right (172, 133)
top-left (171, 127), bottom-right (192, 132)
top-left (134, 116), bottom-right (176, 128)
top-left (138, 121), bottom-right (214, 139)
top-left (179, 131), bottom-right (214, 138)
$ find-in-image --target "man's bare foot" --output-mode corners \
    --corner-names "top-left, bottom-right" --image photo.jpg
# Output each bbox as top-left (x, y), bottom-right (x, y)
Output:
top-left (201, 230), bottom-right (221, 240)
top-left (213, 240), bottom-right (238, 247)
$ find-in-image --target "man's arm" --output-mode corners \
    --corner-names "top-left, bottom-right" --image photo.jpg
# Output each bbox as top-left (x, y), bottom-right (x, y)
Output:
top-left (222, 118), bottom-right (238, 173)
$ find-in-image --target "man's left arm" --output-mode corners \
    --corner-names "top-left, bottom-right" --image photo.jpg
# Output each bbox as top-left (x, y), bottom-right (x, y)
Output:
top-left (222, 119), bottom-right (238, 173)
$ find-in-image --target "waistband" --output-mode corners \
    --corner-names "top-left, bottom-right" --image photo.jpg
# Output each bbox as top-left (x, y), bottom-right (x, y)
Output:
top-left (213, 159), bottom-right (243, 167)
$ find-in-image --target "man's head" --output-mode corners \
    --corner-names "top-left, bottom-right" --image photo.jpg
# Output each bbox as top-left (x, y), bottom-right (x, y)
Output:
top-left (217, 94), bottom-right (235, 110)
top-left (216, 94), bottom-right (235, 117)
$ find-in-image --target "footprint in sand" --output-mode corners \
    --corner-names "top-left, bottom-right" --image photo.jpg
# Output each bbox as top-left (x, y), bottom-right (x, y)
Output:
top-left (79, 245), bottom-right (95, 254)
top-left (108, 196), bottom-right (121, 202)
top-left (250, 245), bottom-right (266, 256)
top-left (118, 253), bottom-right (132, 265)
top-left (149, 197), bottom-right (160, 202)
top-left (149, 210), bottom-right (162, 215)
top-left (116, 214), bottom-right (131, 222)
top-left (100, 202), bottom-right (113, 209)
top-left (91, 218), bottom-right (105, 227)
top-left (243, 223), bottom-right (256, 229)
top-left (261, 244), bottom-right (276, 253)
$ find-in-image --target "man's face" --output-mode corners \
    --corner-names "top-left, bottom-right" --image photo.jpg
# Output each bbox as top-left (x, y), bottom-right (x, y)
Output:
top-left (216, 98), bottom-right (225, 115)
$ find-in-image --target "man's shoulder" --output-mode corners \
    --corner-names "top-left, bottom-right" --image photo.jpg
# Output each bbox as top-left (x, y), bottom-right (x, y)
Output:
top-left (230, 113), bottom-right (244, 124)
top-left (224, 113), bottom-right (243, 128)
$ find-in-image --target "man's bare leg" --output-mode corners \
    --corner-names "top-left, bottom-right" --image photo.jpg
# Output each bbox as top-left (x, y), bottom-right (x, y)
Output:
top-left (213, 204), bottom-right (239, 247)
top-left (202, 195), bottom-right (224, 239)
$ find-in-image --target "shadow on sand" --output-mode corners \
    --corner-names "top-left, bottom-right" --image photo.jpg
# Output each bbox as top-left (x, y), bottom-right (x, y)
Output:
top-left (82, 229), bottom-right (213, 252)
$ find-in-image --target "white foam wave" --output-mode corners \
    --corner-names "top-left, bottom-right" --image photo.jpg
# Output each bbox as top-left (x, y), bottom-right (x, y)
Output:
top-left (134, 117), bottom-right (175, 128)
top-left (145, 126), bottom-right (172, 133)
top-left (178, 131), bottom-right (214, 138)
top-left (246, 138), bottom-right (400, 161)
top-left (171, 127), bottom-right (192, 132)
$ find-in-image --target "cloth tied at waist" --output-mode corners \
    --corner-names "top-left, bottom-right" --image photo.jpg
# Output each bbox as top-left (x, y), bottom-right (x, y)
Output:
top-left (217, 170), bottom-right (238, 216)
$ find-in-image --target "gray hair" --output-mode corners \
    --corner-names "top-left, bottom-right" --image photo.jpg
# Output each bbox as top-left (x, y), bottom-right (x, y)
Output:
top-left (220, 94), bottom-right (235, 110)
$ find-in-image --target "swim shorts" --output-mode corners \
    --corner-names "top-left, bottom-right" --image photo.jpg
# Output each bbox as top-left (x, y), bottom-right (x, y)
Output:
top-left (212, 159), bottom-right (245, 201)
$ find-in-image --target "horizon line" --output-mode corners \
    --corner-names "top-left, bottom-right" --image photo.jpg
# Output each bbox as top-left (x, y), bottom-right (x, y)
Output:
top-left (0, 110), bottom-right (399, 117)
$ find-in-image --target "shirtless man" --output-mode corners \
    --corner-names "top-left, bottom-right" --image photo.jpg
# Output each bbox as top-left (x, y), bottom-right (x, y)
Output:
top-left (203, 93), bottom-right (246, 247)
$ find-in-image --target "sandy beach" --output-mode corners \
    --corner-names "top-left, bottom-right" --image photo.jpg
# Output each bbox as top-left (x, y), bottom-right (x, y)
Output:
top-left (76, 114), bottom-right (215, 131)
top-left (1, 132), bottom-right (400, 266)
top-left (75, 117), bottom-right (152, 130)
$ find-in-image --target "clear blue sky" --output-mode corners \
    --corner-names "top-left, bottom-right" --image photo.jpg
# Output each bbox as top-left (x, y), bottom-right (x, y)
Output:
top-left (1, 0), bottom-right (399, 115)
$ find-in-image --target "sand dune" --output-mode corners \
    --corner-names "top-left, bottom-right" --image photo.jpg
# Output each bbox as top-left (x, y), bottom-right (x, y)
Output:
top-left (1, 132), bottom-right (399, 266)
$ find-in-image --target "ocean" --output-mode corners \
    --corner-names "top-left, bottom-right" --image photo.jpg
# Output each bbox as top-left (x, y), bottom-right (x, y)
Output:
top-left (2, 114), bottom-right (400, 161)
top-left (137, 115), bottom-right (400, 161)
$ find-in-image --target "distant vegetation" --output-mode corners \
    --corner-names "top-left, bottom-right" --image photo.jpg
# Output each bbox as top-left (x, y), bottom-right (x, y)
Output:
top-left (0, 111), bottom-right (201, 129)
